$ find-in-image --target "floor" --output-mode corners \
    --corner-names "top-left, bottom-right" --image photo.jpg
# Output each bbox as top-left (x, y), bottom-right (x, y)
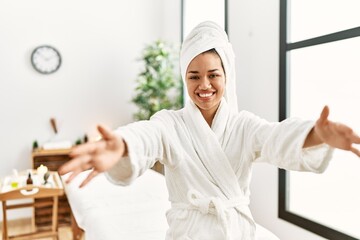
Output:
top-left (0, 218), bottom-right (76, 240)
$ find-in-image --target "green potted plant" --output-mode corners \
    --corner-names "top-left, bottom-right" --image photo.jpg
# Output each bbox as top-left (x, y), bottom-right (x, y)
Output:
top-left (132, 40), bottom-right (183, 120)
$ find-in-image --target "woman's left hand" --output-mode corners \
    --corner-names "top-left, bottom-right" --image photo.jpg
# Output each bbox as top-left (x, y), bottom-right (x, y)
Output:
top-left (314, 105), bottom-right (360, 157)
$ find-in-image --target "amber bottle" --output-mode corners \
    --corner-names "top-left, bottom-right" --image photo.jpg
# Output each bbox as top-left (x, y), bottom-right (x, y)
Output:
top-left (26, 173), bottom-right (33, 185)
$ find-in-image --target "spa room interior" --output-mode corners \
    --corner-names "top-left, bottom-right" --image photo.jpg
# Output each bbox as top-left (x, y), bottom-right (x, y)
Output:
top-left (0, 0), bottom-right (359, 239)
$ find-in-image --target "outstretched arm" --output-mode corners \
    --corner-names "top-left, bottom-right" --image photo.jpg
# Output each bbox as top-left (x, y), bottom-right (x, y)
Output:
top-left (303, 106), bottom-right (360, 157)
top-left (58, 125), bottom-right (128, 187)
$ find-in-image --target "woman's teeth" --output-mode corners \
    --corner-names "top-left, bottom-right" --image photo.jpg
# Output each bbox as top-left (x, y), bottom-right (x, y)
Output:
top-left (199, 93), bottom-right (213, 98)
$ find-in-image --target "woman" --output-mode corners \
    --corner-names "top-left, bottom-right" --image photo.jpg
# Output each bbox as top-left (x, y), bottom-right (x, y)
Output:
top-left (59, 21), bottom-right (360, 240)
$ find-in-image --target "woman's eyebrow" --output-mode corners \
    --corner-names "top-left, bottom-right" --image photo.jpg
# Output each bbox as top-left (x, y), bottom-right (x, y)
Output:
top-left (188, 69), bottom-right (220, 74)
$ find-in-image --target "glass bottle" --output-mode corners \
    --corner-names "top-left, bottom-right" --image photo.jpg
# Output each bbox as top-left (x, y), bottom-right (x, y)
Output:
top-left (26, 173), bottom-right (33, 185)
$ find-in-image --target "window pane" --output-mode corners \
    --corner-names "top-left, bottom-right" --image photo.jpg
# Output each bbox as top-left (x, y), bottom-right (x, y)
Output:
top-left (289, 0), bottom-right (360, 42)
top-left (183, 0), bottom-right (225, 38)
top-left (288, 37), bottom-right (360, 238)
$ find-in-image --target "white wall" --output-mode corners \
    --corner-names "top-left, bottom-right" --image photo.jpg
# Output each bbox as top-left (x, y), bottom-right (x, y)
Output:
top-left (229, 0), bottom-right (327, 239)
top-left (0, 1), bottom-right (333, 238)
top-left (0, 0), bottom-right (180, 220)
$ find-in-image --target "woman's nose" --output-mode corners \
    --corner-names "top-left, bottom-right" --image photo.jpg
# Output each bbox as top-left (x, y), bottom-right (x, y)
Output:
top-left (198, 77), bottom-right (211, 90)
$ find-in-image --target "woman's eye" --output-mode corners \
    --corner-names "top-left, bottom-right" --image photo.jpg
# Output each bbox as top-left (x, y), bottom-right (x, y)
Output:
top-left (209, 74), bottom-right (218, 78)
top-left (189, 75), bottom-right (199, 80)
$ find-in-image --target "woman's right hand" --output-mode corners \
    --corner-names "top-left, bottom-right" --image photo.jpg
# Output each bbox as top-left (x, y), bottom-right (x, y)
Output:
top-left (58, 125), bottom-right (127, 187)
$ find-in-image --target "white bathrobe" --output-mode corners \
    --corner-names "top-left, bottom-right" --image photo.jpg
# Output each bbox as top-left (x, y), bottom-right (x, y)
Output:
top-left (106, 99), bottom-right (333, 240)
top-left (106, 21), bottom-right (333, 239)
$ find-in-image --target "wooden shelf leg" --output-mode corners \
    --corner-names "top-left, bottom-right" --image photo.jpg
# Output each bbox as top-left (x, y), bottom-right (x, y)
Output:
top-left (2, 201), bottom-right (8, 240)
top-left (52, 196), bottom-right (59, 239)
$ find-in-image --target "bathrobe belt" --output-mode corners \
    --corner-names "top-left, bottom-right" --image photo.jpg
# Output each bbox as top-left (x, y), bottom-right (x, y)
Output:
top-left (172, 189), bottom-right (250, 240)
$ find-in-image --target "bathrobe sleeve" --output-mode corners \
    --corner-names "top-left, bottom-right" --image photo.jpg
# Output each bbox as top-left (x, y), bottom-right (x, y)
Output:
top-left (104, 118), bottom-right (164, 185)
top-left (243, 111), bottom-right (334, 173)
top-left (105, 110), bottom-right (180, 185)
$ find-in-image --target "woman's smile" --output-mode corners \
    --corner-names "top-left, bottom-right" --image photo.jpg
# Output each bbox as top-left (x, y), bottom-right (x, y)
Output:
top-left (197, 91), bottom-right (215, 99)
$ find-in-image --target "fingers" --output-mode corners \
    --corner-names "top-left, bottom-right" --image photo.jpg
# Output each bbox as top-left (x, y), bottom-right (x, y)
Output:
top-left (331, 123), bottom-right (353, 138)
top-left (350, 146), bottom-right (360, 157)
top-left (80, 170), bottom-right (99, 188)
top-left (333, 123), bottom-right (360, 144)
top-left (318, 105), bottom-right (330, 125)
top-left (97, 125), bottom-right (115, 141)
top-left (348, 130), bottom-right (360, 144)
top-left (65, 169), bottom-right (82, 184)
top-left (70, 141), bottom-right (106, 157)
top-left (58, 154), bottom-right (92, 176)
top-left (58, 125), bottom-right (113, 187)
top-left (343, 123), bottom-right (360, 144)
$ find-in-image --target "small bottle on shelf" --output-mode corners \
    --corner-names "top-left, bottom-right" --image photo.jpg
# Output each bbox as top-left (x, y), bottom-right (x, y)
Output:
top-left (26, 172), bottom-right (33, 185)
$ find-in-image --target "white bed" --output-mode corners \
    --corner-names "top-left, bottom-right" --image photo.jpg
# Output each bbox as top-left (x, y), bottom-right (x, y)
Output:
top-left (63, 169), bottom-right (279, 240)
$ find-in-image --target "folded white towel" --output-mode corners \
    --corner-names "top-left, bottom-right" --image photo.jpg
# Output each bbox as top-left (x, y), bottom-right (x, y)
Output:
top-left (43, 140), bottom-right (72, 150)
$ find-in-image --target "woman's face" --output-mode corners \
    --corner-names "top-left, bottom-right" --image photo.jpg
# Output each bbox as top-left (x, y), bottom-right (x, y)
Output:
top-left (185, 51), bottom-right (225, 118)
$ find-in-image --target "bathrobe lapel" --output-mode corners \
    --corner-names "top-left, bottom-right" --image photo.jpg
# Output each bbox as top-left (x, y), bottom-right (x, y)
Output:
top-left (183, 99), bottom-right (241, 199)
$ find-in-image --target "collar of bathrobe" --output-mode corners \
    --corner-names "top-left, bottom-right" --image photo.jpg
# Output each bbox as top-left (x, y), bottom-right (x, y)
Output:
top-left (183, 98), bottom-right (241, 199)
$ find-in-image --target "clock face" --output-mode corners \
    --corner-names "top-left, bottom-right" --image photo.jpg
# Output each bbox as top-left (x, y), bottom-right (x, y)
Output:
top-left (31, 45), bottom-right (61, 74)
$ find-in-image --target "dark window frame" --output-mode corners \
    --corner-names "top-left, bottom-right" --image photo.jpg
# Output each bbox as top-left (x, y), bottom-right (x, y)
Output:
top-left (278, 0), bottom-right (360, 239)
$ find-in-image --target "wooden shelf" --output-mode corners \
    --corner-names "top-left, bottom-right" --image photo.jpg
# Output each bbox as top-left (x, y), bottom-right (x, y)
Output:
top-left (0, 171), bottom-right (63, 240)
top-left (32, 148), bottom-right (72, 228)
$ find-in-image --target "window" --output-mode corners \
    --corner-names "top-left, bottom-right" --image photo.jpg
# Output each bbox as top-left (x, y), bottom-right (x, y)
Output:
top-left (181, 0), bottom-right (227, 102)
top-left (279, 0), bottom-right (360, 239)
top-left (181, 0), bottom-right (227, 40)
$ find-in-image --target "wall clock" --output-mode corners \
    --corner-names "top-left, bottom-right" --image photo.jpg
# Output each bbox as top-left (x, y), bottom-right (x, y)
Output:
top-left (31, 45), bottom-right (61, 74)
